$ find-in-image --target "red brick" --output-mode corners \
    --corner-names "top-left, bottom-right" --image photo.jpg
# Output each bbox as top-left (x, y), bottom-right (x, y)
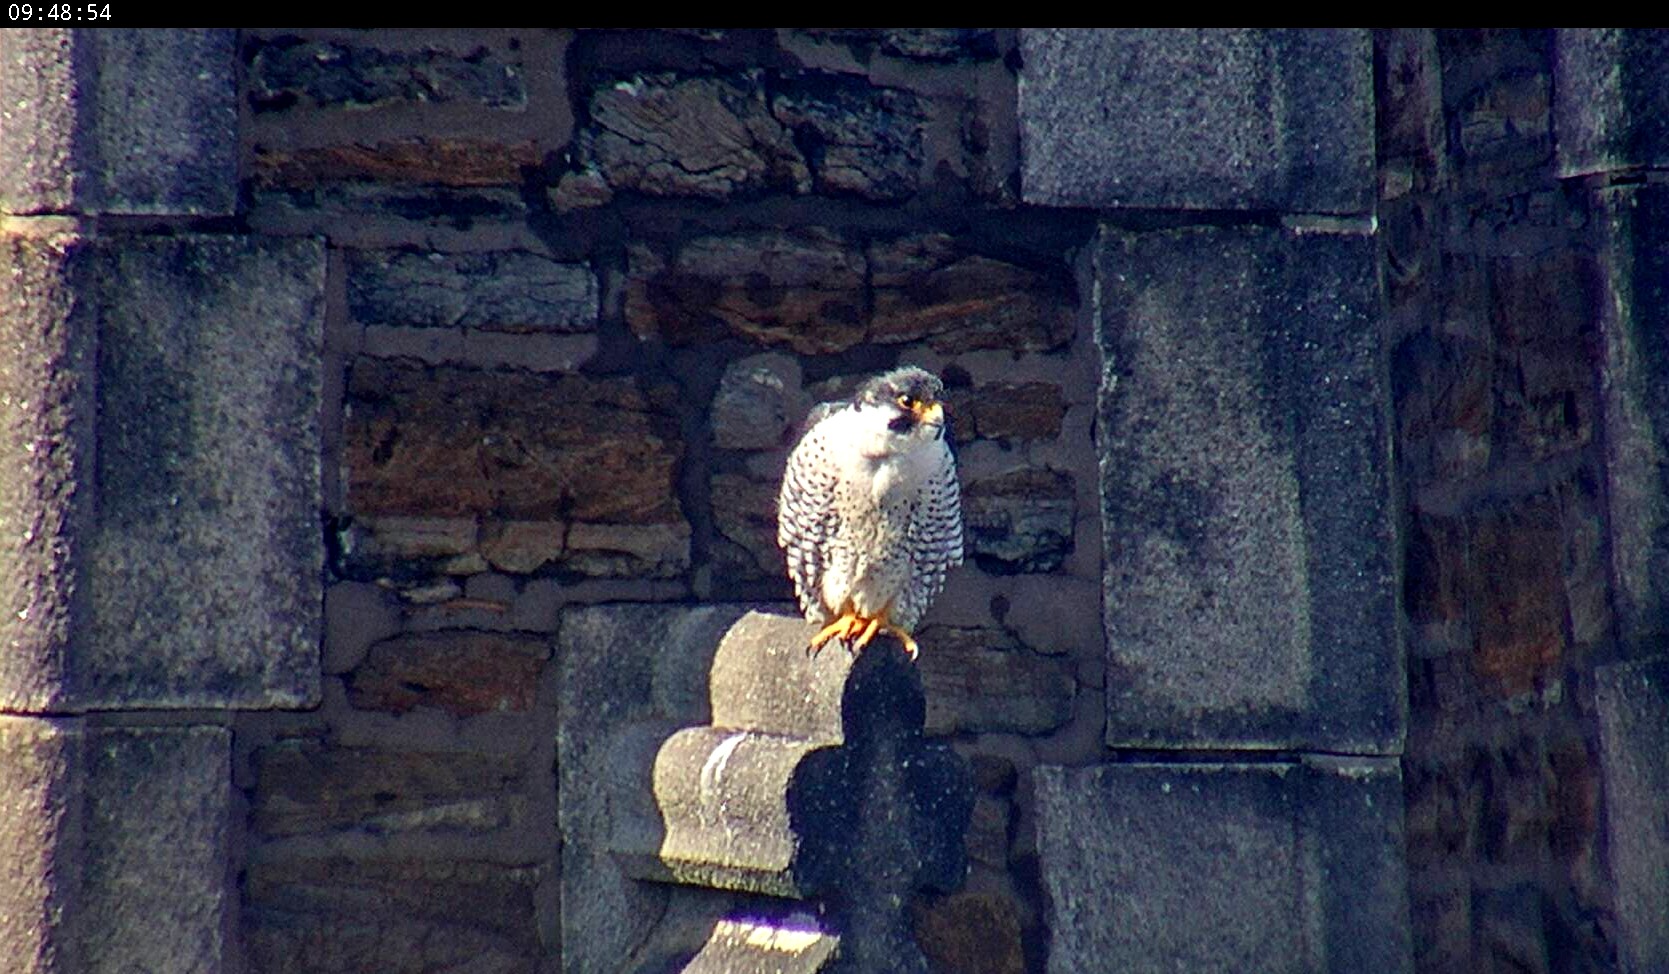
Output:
top-left (625, 232), bottom-right (866, 353)
top-left (251, 138), bottom-right (541, 188)
top-left (1548, 740), bottom-right (1599, 860)
top-left (245, 857), bottom-right (543, 973)
top-left (1403, 511), bottom-right (1472, 656)
top-left (346, 631), bottom-right (549, 716)
top-left (911, 889), bottom-right (1025, 974)
top-left (954, 381), bottom-right (1067, 442)
top-left (344, 360), bottom-right (683, 524)
top-left (251, 739), bottom-right (522, 837)
top-left (1471, 501), bottom-right (1566, 698)
top-left (869, 235), bottom-right (1075, 353)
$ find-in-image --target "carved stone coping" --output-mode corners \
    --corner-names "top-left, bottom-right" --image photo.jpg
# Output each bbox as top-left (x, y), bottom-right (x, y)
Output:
top-left (559, 605), bottom-right (973, 973)
top-left (614, 611), bottom-right (971, 901)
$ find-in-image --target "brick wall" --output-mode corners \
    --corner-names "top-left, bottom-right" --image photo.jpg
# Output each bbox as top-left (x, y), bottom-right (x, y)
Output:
top-left (1384, 28), bottom-right (1625, 973)
top-left (234, 28), bottom-right (1087, 973)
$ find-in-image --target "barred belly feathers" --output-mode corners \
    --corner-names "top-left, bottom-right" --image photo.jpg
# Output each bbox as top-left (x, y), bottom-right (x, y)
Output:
top-left (776, 366), bottom-right (963, 659)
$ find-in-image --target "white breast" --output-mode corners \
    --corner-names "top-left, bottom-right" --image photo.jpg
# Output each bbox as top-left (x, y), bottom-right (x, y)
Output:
top-left (823, 405), bottom-right (938, 505)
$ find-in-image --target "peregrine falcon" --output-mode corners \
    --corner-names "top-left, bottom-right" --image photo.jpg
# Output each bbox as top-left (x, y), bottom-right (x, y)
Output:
top-left (777, 366), bottom-right (963, 659)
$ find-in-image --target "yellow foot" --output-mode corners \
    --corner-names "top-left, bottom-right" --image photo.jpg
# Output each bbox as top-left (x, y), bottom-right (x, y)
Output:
top-left (850, 612), bottom-right (919, 661)
top-left (851, 615), bottom-right (883, 652)
top-left (809, 611), bottom-right (863, 655)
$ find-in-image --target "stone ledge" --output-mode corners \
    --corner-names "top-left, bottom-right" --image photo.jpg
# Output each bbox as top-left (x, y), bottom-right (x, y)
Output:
top-left (1595, 655), bottom-right (1669, 972)
top-left (1593, 185), bottom-right (1669, 649)
top-left (0, 718), bottom-right (232, 974)
top-left (0, 30), bottom-right (237, 216)
top-left (1019, 28), bottom-right (1373, 213)
top-left (1034, 758), bottom-right (1410, 974)
top-left (1097, 223), bottom-right (1401, 752)
top-left (1554, 29), bottom-right (1669, 177)
top-left (0, 230), bottom-right (325, 712)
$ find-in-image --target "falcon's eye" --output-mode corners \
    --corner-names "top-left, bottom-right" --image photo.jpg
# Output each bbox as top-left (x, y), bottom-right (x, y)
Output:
top-left (896, 393), bottom-right (914, 410)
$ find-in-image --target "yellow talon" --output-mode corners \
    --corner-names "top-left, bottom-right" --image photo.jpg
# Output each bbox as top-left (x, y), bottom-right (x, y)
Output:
top-left (809, 611), bottom-right (861, 655)
top-left (852, 615), bottom-right (883, 652)
top-left (808, 608), bottom-right (920, 661)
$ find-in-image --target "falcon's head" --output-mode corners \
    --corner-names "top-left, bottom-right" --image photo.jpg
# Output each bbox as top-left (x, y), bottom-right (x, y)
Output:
top-left (851, 366), bottom-right (948, 455)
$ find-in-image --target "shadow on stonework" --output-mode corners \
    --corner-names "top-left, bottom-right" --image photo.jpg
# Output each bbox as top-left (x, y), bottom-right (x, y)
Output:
top-left (557, 605), bottom-right (971, 974)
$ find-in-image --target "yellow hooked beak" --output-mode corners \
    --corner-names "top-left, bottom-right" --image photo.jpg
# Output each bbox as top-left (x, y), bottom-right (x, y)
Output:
top-left (913, 400), bottom-right (944, 426)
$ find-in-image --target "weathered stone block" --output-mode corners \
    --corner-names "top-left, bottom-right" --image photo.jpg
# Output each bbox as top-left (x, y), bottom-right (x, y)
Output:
top-left (962, 469), bottom-right (1075, 574)
top-left (248, 35), bottom-right (526, 111)
top-left (244, 857), bottom-right (545, 974)
top-left (1473, 885), bottom-right (1552, 974)
top-left (1554, 29), bottom-right (1669, 176)
top-left (1034, 759), bottom-right (1410, 974)
top-left (0, 30), bottom-right (237, 215)
top-left (912, 890), bottom-right (1025, 974)
top-left (878, 29), bottom-right (1002, 62)
top-left (0, 230), bottom-right (324, 711)
top-left (712, 353), bottom-right (804, 451)
top-left (476, 520), bottom-right (571, 576)
top-left (1098, 224), bottom-right (1400, 752)
top-left (345, 631), bottom-right (550, 716)
top-left (1440, 32), bottom-right (1554, 191)
top-left (347, 249), bottom-right (598, 332)
top-left (698, 915), bottom-right (841, 972)
top-left (605, 612), bottom-right (861, 895)
top-left (251, 739), bottom-right (522, 838)
top-left (249, 184), bottom-right (529, 238)
top-left (586, 73), bottom-right (809, 199)
top-left (81, 727), bottom-right (232, 974)
top-left (1376, 29), bottom-right (1445, 175)
top-left (1401, 511), bottom-right (1471, 661)
top-left (917, 626), bottom-right (1075, 735)
top-left (1018, 29), bottom-right (1374, 213)
top-left (868, 234), bottom-right (1076, 354)
top-left (1408, 881), bottom-right (1470, 974)
top-left (565, 521), bottom-right (693, 579)
top-left (1402, 748), bottom-right (1476, 870)
top-left (338, 516), bottom-right (477, 572)
top-left (947, 381), bottom-right (1067, 444)
top-left (1593, 185), bottom-right (1669, 648)
top-left (1595, 656), bottom-right (1669, 973)
top-left (627, 231), bottom-right (1075, 355)
top-left (711, 469), bottom-right (788, 579)
top-left (1392, 327), bottom-right (1493, 489)
top-left (322, 581), bottom-right (400, 675)
top-left (797, 29), bottom-right (1002, 62)
top-left (963, 794), bottom-right (1011, 871)
top-left (558, 603), bottom-right (764, 974)
top-left (771, 76), bottom-right (924, 201)
top-left (385, 518), bottom-right (692, 580)
top-left (0, 229), bottom-right (95, 712)
top-left (0, 719), bottom-right (232, 974)
top-left (1485, 250), bottom-right (1599, 464)
top-left (0, 717), bottom-right (82, 973)
top-left (86, 237), bottom-right (324, 708)
top-left (627, 230), bottom-right (866, 353)
top-left (643, 725), bottom-right (832, 894)
top-left (1469, 499), bottom-right (1566, 699)
top-left (578, 70), bottom-right (932, 202)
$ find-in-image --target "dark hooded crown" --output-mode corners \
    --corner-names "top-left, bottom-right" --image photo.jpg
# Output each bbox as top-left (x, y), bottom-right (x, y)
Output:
top-left (855, 366), bottom-right (944, 407)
